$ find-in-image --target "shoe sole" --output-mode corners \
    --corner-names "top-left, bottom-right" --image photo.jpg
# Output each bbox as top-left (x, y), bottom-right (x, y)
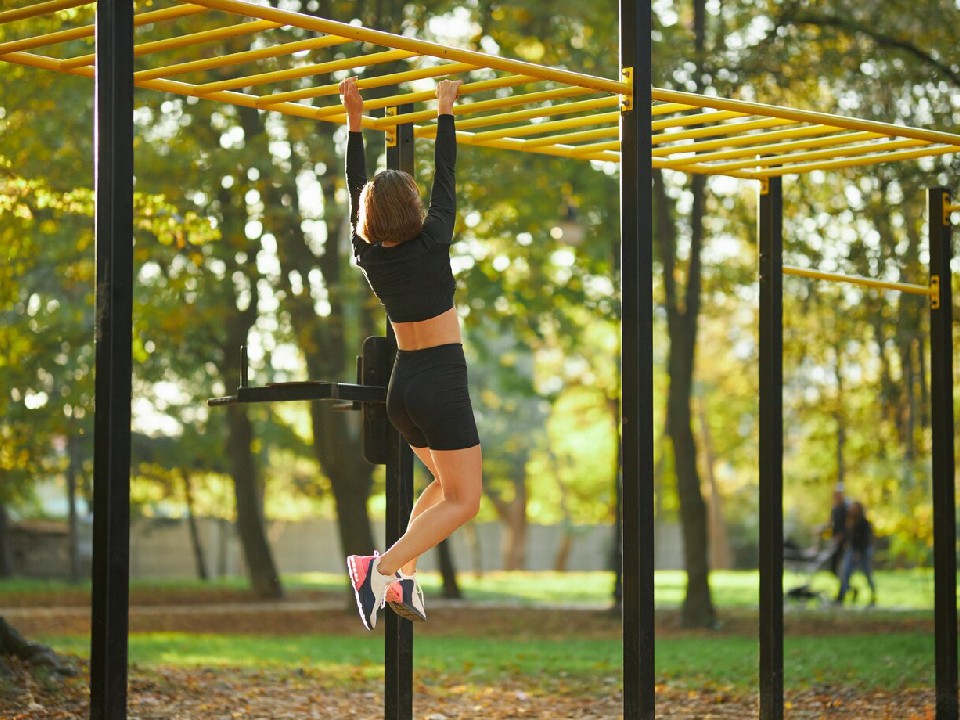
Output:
top-left (387, 600), bottom-right (426, 622)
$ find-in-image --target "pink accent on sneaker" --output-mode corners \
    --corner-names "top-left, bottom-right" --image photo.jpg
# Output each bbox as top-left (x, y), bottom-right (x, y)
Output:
top-left (348, 554), bottom-right (373, 591)
top-left (385, 582), bottom-right (402, 604)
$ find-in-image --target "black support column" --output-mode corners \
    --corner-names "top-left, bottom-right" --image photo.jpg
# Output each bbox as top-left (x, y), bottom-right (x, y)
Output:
top-left (757, 177), bottom-right (784, 720)
top-left (90, 2), bottom-right (134, 719)
top-left (619, 0), bottom-right (655, 718)
top-left (927, 187), bottom-right (957, 720)
top-left (384, 105), bottom-right (415, 720)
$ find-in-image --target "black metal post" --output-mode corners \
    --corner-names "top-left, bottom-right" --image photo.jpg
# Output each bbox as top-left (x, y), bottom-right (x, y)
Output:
top-left (619, 0), bottom-right (655, 717)
top-left (383, 105), bottom-right (415, 720)
top-left (757, 177), bottom-right (784, 720)
top-left (928, 187), bottom-right (957, 720)
top-left (89, 2), bottom-right (134, 719)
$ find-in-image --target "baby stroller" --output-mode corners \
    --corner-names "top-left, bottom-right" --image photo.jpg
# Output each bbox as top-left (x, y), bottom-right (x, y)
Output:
top-left (784, 536), bottom-right (836, 604)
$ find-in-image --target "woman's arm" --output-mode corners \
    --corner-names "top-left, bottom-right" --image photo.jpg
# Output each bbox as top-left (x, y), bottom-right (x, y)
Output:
top-left (422, 80), bottom-right (462, 245)
top-left (340, 78), bottom-right (367, 242)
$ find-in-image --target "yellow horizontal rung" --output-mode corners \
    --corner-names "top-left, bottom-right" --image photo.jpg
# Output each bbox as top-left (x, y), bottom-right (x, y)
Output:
top-left (0, 5), bottom-right (206, 58)
top-left (258, 62), bottom-right (480, 107)
top-left (137, 33), bottom-right (350, 82)
top-left (368, 87), bottom-right (595, 129)
top-left (681, 137), bottom-right (926, 174)
top-left (60, 18), bottom-right (282, 70)
top-left (520, 126), bottom-right (619, 148)
top-left (469, 111), bottom-right (620, 142)
top-left (783, 266), bottom-right (935, 297)
top-left (652, 108), bottom-right (746, 131)
top-left (195, 48), bottom-right (418, 94)
top-left (0, 0), bottom-right (90, 23)
top-left (323, 73), bottom-right (556, 121)
top-left (747, 143), bottom-right (959, 179)
top-left (653, 87), bottom-right (960, 148)
top-left (652, 124), bottom-right (854, 157)
top-left (659, 130), bottom-right (887, 167)
top-left (188, 0), bottom-right (627, 95)
top-left (654, 117), bottom-right (794, 145)
top-left (431, 128), bottom-right (619, 162)
top-left (450, 95), bottom-right (618, 131)
top-left (652, 102), bottom-right (698, 116)
top-left (570, 140), bottom-right (621, 155)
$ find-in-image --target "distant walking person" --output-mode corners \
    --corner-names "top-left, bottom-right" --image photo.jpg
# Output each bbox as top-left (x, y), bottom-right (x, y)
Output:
top-left (836, 501), bottom-right (877, 606)
top-left (340, 77), bottom-right (482, 630)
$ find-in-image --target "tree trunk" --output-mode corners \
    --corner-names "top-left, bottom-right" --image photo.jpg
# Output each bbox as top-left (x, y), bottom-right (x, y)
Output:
top-left (654, 166), bottom-right (716, 628)
top-left (182, 468), bottom-right (209, 581)
top-left (0, 617), bottom-right (75, 677)
top-left (225, 402), bottom-right (283, 599)
top-left (488, 477), bottom-right (528, 571)
top-left (437, 539), bottom-right (462, 599)
top-left (697, 395), bottom-right (731, 570)
top-left (0, 504), bottom-right (12, 579)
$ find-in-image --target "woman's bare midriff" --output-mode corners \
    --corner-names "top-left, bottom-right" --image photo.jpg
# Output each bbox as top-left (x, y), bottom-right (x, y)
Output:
top-left (392, 307), bottom-right (462, 351)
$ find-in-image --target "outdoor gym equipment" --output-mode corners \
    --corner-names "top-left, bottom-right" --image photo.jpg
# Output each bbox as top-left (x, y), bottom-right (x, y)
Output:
top-left (1, 1), bottom-right (957, 718)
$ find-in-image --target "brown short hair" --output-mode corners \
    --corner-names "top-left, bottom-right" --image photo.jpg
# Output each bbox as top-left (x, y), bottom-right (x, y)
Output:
top-left (357, 170), bottom-right (424, 245)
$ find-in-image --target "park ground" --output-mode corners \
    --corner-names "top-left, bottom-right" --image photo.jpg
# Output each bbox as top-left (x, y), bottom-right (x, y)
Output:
top-left (0, 582), bottom-right (942, 719)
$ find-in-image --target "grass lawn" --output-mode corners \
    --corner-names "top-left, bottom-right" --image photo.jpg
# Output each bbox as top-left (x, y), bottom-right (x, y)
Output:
top-left (1, 570), bottom-right (945, 718)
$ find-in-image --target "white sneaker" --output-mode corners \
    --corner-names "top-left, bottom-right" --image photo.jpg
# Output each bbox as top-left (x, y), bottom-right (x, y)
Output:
top-left (385, 570), bottom-right (426, 622)
top-left (346, 552), bottom-right (397, 630)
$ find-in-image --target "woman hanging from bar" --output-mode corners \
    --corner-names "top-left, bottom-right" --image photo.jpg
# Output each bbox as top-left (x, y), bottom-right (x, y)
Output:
top-left (340, 76), bottom-right (482, 630)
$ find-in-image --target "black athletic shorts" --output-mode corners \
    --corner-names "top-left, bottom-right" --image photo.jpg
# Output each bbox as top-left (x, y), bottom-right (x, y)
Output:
top-left (386, 343), bottom-right (480, 451)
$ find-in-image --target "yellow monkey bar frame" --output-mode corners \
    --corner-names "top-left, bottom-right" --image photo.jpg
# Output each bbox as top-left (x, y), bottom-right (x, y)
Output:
top-left (3, 0), bottom-right (960, 177)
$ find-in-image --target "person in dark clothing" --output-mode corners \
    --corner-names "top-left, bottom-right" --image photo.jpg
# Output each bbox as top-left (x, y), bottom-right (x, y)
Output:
top-left (339, 77), bottom-right (482, 631)
top-left (836, 501), bottom-right (877, 606)
top-left (825, 485), bottom-right (848, 578)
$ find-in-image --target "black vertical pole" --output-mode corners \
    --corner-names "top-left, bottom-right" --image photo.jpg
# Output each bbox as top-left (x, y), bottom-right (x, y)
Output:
top-left (757, 177), bottom-right (784, 720)
top-left (89, 2), bottom-right (134, 719)
top-left (619, 0), bottom-right (655, 718)
top-left (927, 187), bottom-right (957, 720)
top-left (384, 105), bottom-right (415, 720)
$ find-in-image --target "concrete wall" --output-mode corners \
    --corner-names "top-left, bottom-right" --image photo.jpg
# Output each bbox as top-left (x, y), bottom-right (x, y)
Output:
top-left (126, 517), bottom-right (685, 580)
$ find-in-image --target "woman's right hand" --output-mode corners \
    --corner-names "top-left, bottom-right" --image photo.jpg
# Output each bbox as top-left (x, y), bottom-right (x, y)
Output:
top-left (339, 77), bottom-right (364, 131)
top-left (436, 79), bottom-right (462, 116)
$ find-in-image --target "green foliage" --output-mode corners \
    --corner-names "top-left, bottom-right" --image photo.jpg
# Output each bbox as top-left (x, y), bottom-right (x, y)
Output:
top-left (2, 0), bottom-right (957, 568)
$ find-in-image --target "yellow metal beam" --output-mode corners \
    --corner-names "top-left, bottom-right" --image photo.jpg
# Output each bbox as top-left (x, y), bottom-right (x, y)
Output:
top-left (0, 0), bottom-right (91, 24)
top-left (652, 124), bottom-right (855, 157)
top-left (783, 265), bottom-right (935, 298)
top-left (449, 96), bottom-right (619, 132)
top-left (466, 111), bottom-right (620, 143)
top-left (0, 5), bottom-right (208, 56)
top-left (258, 61), bottom-right (480, 107)
top-left (339, 77), bottom-right (584, 123)
top-left (653, 87), bottom-right (960, 148)
top-left (60, 18), bottom-right (283, 71)
top-left (659, 133), bottom-right (916, 171)
top-left (192, 48), bottom-right (418, 94)
top-left (520, 127), bottom-right (619, 149)
top-left (187, 0), bottom-right (628, 95)
top-left (136, 33), bottom-right (351, 82)
top-left (653, 117), bottom-right (794, 146)
top-left (653, 109), bottom-right (746, 131)
top-left (750, 143), bottom-right (959, 178)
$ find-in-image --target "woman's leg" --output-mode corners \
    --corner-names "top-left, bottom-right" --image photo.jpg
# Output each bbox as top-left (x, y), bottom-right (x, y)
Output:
top-left (402, 446), bottom-right (445, 575)
top-left (378, 444), bottom-right (482, 576)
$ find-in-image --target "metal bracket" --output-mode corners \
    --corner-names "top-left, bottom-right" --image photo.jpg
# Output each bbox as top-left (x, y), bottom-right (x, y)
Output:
top-left (759, 177), bottom-right (770, 196)
top-left (620, 67), bottom-right (633, 112)
top-left (385, 106), bottom-right (397, 147)
top-left (930, 275), bottom-right (941, 310)
top-left (944, 201), bottom-right (960, 226)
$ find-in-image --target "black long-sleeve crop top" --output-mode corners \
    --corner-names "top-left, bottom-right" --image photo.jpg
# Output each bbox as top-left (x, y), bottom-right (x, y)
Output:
top-left (348, 114), bottom-right (458, 323)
